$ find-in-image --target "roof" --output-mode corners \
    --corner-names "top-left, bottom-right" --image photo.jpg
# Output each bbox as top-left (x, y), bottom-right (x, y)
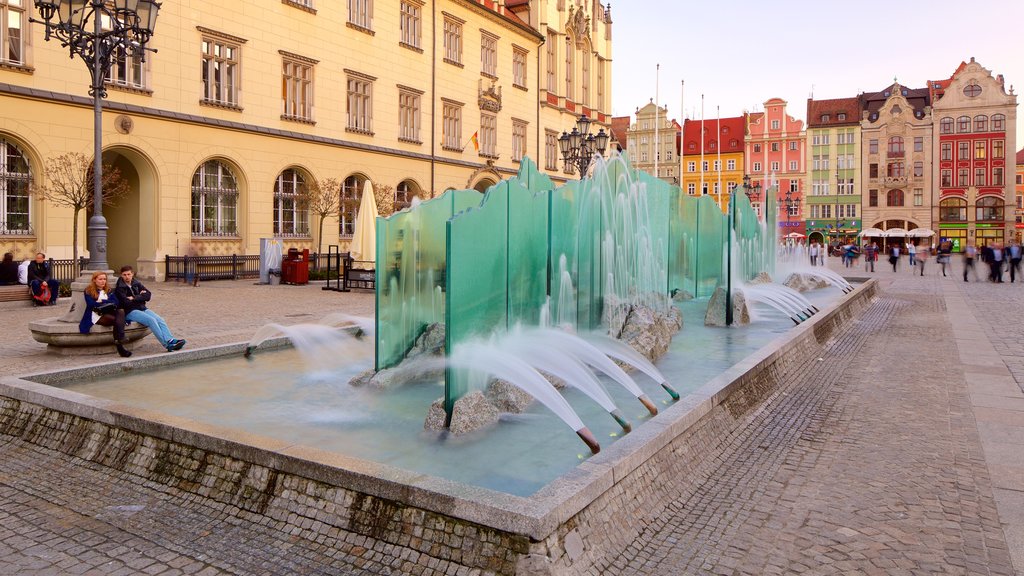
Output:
top-left (682, 116), bottom-right (745, 156)
top-left (610, 116), bottom-right (632, 149)
top-left (860, 82), bottom-right (931, 120)
top-left (472, 0), bottom-right (533, 33)
top-left (805, 97), bottom-right (860, 128)
top-left (1017, 148), bottom-right (1024, 165)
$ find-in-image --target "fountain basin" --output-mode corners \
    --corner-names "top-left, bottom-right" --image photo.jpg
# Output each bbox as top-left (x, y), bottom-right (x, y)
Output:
top-left (0, 280), bottom-right (877, 575)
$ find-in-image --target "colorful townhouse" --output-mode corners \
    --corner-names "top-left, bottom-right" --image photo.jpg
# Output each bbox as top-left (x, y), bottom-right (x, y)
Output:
top-left (1017, 148), bottom-right (1024, 241)
top-left (745, 98), bottom-right (806, 234)
top-left (930, 58), bottom-right (1018, 251)
top-left (803, 97), bottom-right (861, 245)
top-left (625, 101), bottom-right (681, 184)
top-left (681, 116), bottom-right (746, 213)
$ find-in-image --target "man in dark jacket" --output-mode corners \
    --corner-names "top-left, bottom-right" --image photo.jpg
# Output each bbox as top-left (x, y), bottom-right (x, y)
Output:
top-left (27, 252), bottom-right (59, 305)
top-left (114, 265), bottom-right (186, 352)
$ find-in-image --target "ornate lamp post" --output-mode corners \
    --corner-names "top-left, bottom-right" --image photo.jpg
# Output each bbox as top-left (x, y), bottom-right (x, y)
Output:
top-left (741, 174), bottom-right (763, 218)
top-left (32, 0), bottom-right (161, 271)
top-left (782, 188), bottom-right (800, 223)
top-left (558, 114), bottom-right (609, 179)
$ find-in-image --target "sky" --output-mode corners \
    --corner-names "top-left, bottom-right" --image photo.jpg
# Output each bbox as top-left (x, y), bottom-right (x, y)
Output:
top-left (611, 0), bottom-right (1024, 146)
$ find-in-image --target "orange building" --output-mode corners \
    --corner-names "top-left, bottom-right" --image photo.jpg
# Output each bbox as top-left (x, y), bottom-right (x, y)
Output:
top-left (681, 116), bottom-right (746, 213)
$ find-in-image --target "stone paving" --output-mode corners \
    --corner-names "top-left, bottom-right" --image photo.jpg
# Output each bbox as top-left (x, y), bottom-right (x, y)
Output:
top-left (0, 261), bottom-right (1022, 575)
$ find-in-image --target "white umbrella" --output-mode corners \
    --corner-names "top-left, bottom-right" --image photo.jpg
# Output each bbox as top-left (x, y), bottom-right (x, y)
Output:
top-left (349, 179), bottom-right (378, 269)
top-left (858, 227), bottom-right (887, 237)
top-left (884, 227), bottom-right (908, 238)
top-left (784, 232), bottom-right (806, 238)
top-left (908, 228), bottom-right (935, 238)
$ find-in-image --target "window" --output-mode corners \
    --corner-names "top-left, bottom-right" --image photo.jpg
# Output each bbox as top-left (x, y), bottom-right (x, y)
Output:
top-left (789, 160), bottom-right (797, 171)
top-left (886, 189), bottom-right (904, 207)
top-left (770, 142), bottom-right (779, 152)
top-left (348, 0), bottom-right (372, 30)
top-left (789, 141), bottom-right (798, 150)
top-left (790, 181), bottom-right (799, 193)
top-left (914, 137), bottom-right (923, 152)
top-left (820, 114), bottom-right (830, 123)
top-left (443, 16), bottom-right (463, 64)
top-left (395, 180), bottom-right (415, 210)
top-left (771, 119), bottom-right (780, 130)
top-left (770, 161), bottom-right (780, 172)
top-left (274, 169), bottom-right (309, 236)
top-left (887, 136), bottom-right (904, 156)
top-left (481, 32), bottom-right (497, 77)
top-left (837, 113), bottom-right (846, 121)
top-left (963, 83), bottom-right (982, 98)
top-left (752, 162), bottom-right (761, 172)
top-left (202, 36), bottom-right (240, 106)
top-left (595, 57), bottom-right (605, 110)
top-left (701, 161), bottom-right (708, 171)
top-left (958, 168), bottom-right (969, 187)
top-left (940, 169), bottom-right (952, 187)
top-left (709, 140), bottom-right (717, 151)
top-left (480, 113), bottom-right (496, 157)
top-left (512, 47), bottom-right (527, 89)
top-left (940, 117), bottom-right (954, 134)
top-left (282, 56), bottom-right (314, 122)
top-left (974, 167), bottom-right (986, 186)
top-left (103, 11), bottom-right (146, 89)
top-left (940, 142), bottom-right (952, 161)
top-left (993, 140), bottom-right (1004, 159)
top-left (974, 141), bottom-right (986, 160)
top-left (957, 116), bottom-right (971, 133)
top-left (398, 88), bottom-right (421, 142)
top-left (869, 139), bottom-right (878, 155)
top-left (820, 134), bottom-right (830, 145)
top-left (869, 189), bottom-right (878, 207)
top-left (346, 74), bottom-right (373, 133)
top-left (993, 167), bottom-right (1004, 186)
top-left (992, 114), bottom-right (1006, 131)
top-left (191, 160), bottom-right (238, 236)
top-left (512, 120), bottom-right (527, 162)
top-left (713, 160), bottom-right (720, 171)
top-left (545, 32), bottom-right (556, 92)
top-left (913, 188), bottom-right (923, 206)
top-left (564, 35), bottom-right (573, 100)
top-left (887, 162), bottom-right (905, 179)
top-left (545, 130), bottom-right (558, 170)
top-left (726, 159), bottom-right (735, 170)
top-left (441, 101), bottom-right (462, 150)
top-left (940, 198), bottom-right (966, 221)
top-left (0, 137), bottom-right (31, 234)
top-left (976, 196), bottom-right (1002, 221)
top-left (687, 183), bottom-right (695, 195)
top-left (0, 0), bottom-right (25, 66)
top-left (913, 161), bottom-right (923, 178)
top-left (400, 1), bottom-right (421, 48)
top-left (580, 48), bottom-right (590, 106)
top-left (687, 161), bottom-right (696, 172)
top-left (974, 115), bottom-right (988, 132)
top-left (753, 144), bottom-right (761, 153)
top-left (339, 176), bottom-right (363, 236)
top-left (958, 141), bottom-right (970, 160)
top-left (869, 163), bottom-right (879, 179)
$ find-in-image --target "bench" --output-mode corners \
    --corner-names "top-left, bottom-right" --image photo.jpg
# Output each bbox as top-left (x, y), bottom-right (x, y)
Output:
top-left (27, 290), bottom-right (150, 355)
top-left (0, 284), bottom-right (32, 306)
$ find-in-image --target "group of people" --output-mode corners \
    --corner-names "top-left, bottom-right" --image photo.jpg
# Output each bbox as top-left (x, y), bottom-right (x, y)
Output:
top-left (1, 252), bottom-right (61, 305)
top-left (962, 241), bottom-right (1023, 283)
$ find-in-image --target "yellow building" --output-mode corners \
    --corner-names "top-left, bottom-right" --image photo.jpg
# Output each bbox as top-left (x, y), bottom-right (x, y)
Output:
top-left (681, 116), bottom-right (746, 213)
top-left (624, 101), bottom-right (679, 184)
top-left (0, 0), bottom-right (612, 279)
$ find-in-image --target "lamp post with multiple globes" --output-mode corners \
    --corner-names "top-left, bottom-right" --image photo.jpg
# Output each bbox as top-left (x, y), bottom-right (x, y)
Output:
top-left (558, 114), bottom-right (610, 179)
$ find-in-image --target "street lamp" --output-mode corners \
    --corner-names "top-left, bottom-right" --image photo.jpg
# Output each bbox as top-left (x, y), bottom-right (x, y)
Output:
top-left (32, 0), bottom-right (161, 271)
top-left (558, 114), bottom-right (609, 179)
top-left (741, 174), bottom-right (763, 219)
top-left (782, 188), bottom-right (801, 222)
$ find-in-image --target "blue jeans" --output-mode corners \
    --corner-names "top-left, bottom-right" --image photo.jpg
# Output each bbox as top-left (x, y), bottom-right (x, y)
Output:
top-left (127, 309), bottom-right (175, 347)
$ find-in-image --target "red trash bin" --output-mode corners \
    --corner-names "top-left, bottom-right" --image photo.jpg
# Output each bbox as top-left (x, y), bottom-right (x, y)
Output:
top-left (281, 248), bottom-right (309, 285)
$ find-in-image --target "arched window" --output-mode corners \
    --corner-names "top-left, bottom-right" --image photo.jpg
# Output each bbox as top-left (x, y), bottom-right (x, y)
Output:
top-left (339, 174), bottom-right (365, 236)
top-left (396, 179), bottom-right (418, 210)
top-left (974, 115), bottom-right (988, 132)
top-left (939, 117), bottom-right (954, 134)
top-left (887, 136), bottom-right (904, 156)
top-left (191, 160), bottom-right (238, 236)
top-left (992, 114), bottom-right (1006, 131)
top-left (976, 196), bottom-right (1003, 222)
top-left (563, 35), bottom-right (573, 101)
top-left (0, 137), bottom-right (31, 234)
top-left (939, 198), bottom-right (966, 222)
top-left (273, 168), bottom-right (309, 236)
top-left (580, 43), bottom-right (591, 106)
top-left (957, 116), bottom-right (971, 133)
top-left (886, 189), bottom-right (904, 207)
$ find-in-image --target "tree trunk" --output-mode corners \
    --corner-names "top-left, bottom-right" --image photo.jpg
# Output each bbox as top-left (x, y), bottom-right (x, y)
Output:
top-left (316, 214), bottom-right (325, 271)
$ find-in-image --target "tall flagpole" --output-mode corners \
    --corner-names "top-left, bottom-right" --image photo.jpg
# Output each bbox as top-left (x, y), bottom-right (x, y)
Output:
top-left (679, 80), bottom-right (685, 189)
top-left (700, 94), bottom-right (705, 199)
top-left (717, 106), bottom-right (723, 212)
top-left (655, 64), bottom-right (660, 181)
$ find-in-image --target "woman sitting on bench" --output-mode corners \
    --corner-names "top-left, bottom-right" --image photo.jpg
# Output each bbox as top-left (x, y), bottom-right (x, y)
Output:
top-left (80, 271), bottom-right (132, 358)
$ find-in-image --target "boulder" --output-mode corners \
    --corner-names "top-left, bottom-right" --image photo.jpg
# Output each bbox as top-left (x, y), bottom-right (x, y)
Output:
top-left (748, 271), bottom-right (773, 285)
top-left (448, 391), bottom-right (500, 435)
top-left (783, 273), bottom-right (829, 292)
top-left (704, 286), bottom-right (750, 326)
top-left (486, 379), bottom-right (535, 413)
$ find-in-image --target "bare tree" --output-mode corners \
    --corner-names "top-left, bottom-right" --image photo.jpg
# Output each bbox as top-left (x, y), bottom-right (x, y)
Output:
top-left (305, 177), bottom-right (340, 267)
top-left (372, 182), bottom-right (396, 217)
top-left (37, 153), bottom-right (130, 273)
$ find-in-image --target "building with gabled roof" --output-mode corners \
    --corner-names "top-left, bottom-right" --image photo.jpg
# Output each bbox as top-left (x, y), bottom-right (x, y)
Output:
top-left (804, 96), bottom-right (862, 244)
top-left (681, 115), bottom-right (746, 212)
top-left (746, 98), bottom-right (806, 232)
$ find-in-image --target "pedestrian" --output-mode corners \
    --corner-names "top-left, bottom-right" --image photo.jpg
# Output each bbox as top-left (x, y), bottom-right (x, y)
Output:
top-left (0, 252), bottom-right (18, 285)
top-left (80, 271), bottom-right (132, 358)
top-left (889, 244), bottom-right (900, 272)
top-left (809, 241), bottom-right (819, 267)
top-left (114, 265), bottom-right (187, 352)
top-left (917, 245), bottom-right (928, 276)
top-left (937, 240), bottom-right (952, 277)
top-left (990, 242), bottom-right (1005, 283)
top-left (1008, 240), bottom-right (1022, 283)
top-left (27, 252), bottom-right (59, 306)
top-left (963, 244), bottom-right (978, 282)
top-left (906, 242), bottom-right (917, 268)
top-left (863, 241), bottom-right (877, 272)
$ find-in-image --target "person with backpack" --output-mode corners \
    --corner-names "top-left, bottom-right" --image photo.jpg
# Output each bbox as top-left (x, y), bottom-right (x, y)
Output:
top-left (27, 252), bottom-right (59, 306)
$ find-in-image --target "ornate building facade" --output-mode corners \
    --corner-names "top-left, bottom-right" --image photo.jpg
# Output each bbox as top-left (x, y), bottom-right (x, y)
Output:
top-left (624, 101), bottom-right (679, 184)
top-left (931, 58), bottom-right (1018, 250)
top-left (803, 97), bottom-right (862, 244)
top-left (0, 0), bottom-right (612, 278)
top-left (745, 98), bottom-right (806, 233)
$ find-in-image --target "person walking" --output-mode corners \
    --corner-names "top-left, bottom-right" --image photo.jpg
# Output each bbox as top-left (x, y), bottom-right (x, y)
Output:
top-left (809, 241), bottom-right (820, 267)
top-left (863, 241), bottom-right (877, 272)
top-left (906, 242), bottom-right (917, 268)
top-left (937, 240), bottom-right (953, 277)
top-left (114, 265), bottom-right (187, 352)
top-left (963, 244), bottom-right (978, 282)
top-left (991, 243), bottom-right (1005, 283)
top-left (1008, 240), bottom-right (1022, 283)
top-left (889, 244), bottom-right (900, 272)
top-left (917, 246), bottom-right (928, 276)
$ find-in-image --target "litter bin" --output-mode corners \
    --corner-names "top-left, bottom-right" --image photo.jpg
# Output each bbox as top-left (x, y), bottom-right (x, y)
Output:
top-left (281, 248), bottom-right (309, 285)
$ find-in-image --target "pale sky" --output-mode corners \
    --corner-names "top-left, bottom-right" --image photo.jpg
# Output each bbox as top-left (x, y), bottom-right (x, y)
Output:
top-left (611, 0), bottom-right (1024, 148)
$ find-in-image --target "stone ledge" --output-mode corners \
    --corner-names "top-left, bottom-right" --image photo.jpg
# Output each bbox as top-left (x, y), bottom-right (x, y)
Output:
top-left (27, 317), bottom-right (150, 355)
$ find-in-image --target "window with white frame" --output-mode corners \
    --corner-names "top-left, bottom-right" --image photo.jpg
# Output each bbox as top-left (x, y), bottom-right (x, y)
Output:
top-left (771, 142), bottom-right (779, 152)
top-left (481, 32), bottom-right (497, 77)
top-left (992, 114), bottom-right (1006, 131)
top-left (770, 161), bottom-right (780, 172)
top-left (274, 169), bottom-right (309, 236)
top-left (701, 161), bottom-right (708, 171)
top-left (726, 159), bottom-right (735, 170)
top-left (581, 48), bottom-right (590, 106)
top-left (993, 140), bottom-right (1004, 159)
top-left (339, 175), bottom-right (363, 236)
top-left (545, 130), bottom-right (559, 170)
top-left (348, 0), bottom-right (372, 30)
top-left (596, 58), bottom-right (605, 110)
top-left (545, 32), bottom-right (556, 92)
top-left (789, 141), bottom-right (798, 150)
top-left (103, 11), bottom-right (146, 89)
top-left (789, 160), bottom-right (797, 171)
top-left (281, 55), bottom-right (314, 121)
top-left (480, 113), bottom-right (497, 156)
top-left (512, 46), bottom-right (527, 88)
top-left (201, 35), bottom-right (241, 106)
top-left (395, 180), bottom-right (415, 209)
top-left (713, 160), bottom-right (720, 171)
top-left (346, 73), bottom-right (373, 133)
top-left (564, 35), bottom-right (573, 100)
top-left (442, 100), bottom-right (462, 150)
top-left (913, 188), bottom-right (923, 206)
top-left (753, 162), bottom-right (761, 172)
top-left (790, 181), bottom-right (799, 193)
top-left (512, 119), bottom-right (527, 162)
top-left (0, 137), bottom-right (31, 235)
top-left (443, 16), bottom-right (462, 64)
top-left (993, 167), bottom-right (1004, 186)
top-left (771, 119), bottom-right (780, 130)
top-left (688, 161), bottom-right (696, 172)
top-left (0, 0), bottom-right (25, 66)
top-left (191, 160), bottom-right (238, 236)
top-left (399, 1), bottom-right (421, 48)
top-left (398, 87), bottom-right (421, 142)
top-left (687, 183), bottom-right (695, 195)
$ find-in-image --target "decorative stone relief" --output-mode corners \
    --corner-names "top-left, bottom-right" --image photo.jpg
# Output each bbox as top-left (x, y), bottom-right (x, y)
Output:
top-left (478, 79), bottom-right (502, 112)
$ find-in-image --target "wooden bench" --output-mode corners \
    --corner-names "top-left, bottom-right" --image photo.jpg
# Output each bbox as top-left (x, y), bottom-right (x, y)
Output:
top-left (0, 284), bottom-right (32, 305)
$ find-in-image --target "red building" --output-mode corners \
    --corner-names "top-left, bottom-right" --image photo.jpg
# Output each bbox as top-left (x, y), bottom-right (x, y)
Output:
top-left (746, 98), bottom-right (806, 234)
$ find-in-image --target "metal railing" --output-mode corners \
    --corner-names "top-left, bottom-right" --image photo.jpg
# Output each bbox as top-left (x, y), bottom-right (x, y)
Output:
top-left (49, 258), bottom-right (90, 284)
top-left (165, 254), bottom-right (261, 282)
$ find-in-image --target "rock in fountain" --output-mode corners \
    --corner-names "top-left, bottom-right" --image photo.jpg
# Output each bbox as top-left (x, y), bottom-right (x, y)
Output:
top-left (351, 323), bottom-right (446, 388)
top-left (425, 391), bottom-right (499, 435)
top-left (784, 273), bottom-right (830, 293)
top-left (748, 271), bottom-right (773, 285)
top-left (705, 286), bottom-right (751, 327)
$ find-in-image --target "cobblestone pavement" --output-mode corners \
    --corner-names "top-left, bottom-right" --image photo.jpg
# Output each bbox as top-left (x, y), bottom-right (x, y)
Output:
top-left (1, 263), bottom-right (1022, 575)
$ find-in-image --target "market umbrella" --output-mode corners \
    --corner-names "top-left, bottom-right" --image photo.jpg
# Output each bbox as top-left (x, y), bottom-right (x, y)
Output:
top-left (349, 180), bottom-right (378, 270)
top-left (784, 232), bottom-right (806, 238)
top-left (884, 227), bottom-right (908, 238)
top-left (858, 227), bottom-right (886, 237)
top-left (908, 228), bottom-right (935, 238)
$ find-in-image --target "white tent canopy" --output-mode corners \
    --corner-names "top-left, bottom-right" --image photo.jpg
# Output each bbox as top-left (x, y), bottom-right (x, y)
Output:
top-left (908, 228), bottom-right (935, 238)
top-left (349, 179), bottom-right (378, 269)
top-left (883, 227), bottom-right (909, 238)
top-left (858, 227), bottom-right (887, 237)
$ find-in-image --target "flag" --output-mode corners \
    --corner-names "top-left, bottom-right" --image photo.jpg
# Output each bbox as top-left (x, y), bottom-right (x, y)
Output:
top-left (470, 131), bottom-right (480, 152)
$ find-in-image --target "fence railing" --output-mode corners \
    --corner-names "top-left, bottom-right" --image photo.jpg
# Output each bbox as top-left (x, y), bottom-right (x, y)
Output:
top-left (49, 258), bottom-right (89, 284)
top-left (165, 254), bottom-right (262, 282)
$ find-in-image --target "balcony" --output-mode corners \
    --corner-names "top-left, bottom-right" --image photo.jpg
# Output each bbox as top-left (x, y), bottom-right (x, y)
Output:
top-left (884, 176), bottom-right (907, 186)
